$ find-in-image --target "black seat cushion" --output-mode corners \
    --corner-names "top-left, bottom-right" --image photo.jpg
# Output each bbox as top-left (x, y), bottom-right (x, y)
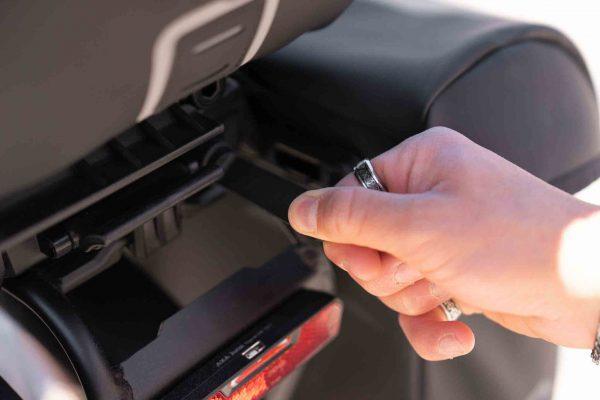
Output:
top-left (242, 0), bottom-right (600, 193)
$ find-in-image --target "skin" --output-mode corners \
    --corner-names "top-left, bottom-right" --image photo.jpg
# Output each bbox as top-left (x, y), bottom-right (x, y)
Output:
top-left (287, 127), bottom-right (600, 361)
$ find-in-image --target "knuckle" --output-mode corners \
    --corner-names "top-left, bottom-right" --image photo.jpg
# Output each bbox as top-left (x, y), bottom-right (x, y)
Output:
top-left (424, 126), bottom-right (466, 145)
top-left (358, 279), bottom-right (383, 296)
top-left (420, 127), bottom-right (469, 157)
top-left (383, 288), bottom-right (440, 316)
top-left (354, 278), bottom-right (375, 295)
top-left (420, 128), bottom-right (474, 177)
top-left (402, 301), bottom-right (427, 316)
top-left (369, 283), bottom-right (399, 297)
top-left (379, 293), bottom-right (405, 314)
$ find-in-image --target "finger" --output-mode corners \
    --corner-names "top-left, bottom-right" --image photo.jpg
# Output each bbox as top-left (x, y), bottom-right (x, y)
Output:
top-left (353, 258), bottom-right (422, 297)
top-left (336, 139), bottom-right (421, 193)
top-left (336, 172), bottom-right (361, 187)
top-left (323, 242), bottom-right (423, 289)
top-left (455, 301), bottom-right (481, 316)
top-left (379, 279), bottom-right (451, 316)
top-left (288, 186), bottom-right (438, 255)
top-left (483, 311), bottom-right (542, 340)
top-left (399, 309), bottom-right (475, 361)
top-left (324, 241), bottom-right (423, 295)
top-left (323, 242), bottom-right (382, 281)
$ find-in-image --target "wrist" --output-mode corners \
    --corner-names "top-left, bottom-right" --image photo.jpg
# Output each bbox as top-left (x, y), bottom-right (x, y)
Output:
top-left (557, 200), bottom-right (600, 347)
top-left (558, 201), bottom-right (600, 298)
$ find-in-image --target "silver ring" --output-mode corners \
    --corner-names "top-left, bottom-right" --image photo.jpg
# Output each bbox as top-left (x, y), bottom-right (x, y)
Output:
top-left (353, 159), bottom-right (386, 192)
top-left (439, 299), bottom-right (462, 322)
top-left (353, 159), bottom-right (462, 321)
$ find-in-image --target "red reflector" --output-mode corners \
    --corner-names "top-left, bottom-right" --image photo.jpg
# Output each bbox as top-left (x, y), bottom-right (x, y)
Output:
top-left (231, 337), bottom-right (292, 389)
top-left (209, 301), bottom-right (342, 400)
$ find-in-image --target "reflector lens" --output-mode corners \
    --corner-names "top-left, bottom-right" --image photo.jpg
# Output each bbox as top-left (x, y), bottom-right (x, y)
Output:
top-left (208, 301), bottom-right (342, 400)
top-left (231, 337), bottom-right (292, 389)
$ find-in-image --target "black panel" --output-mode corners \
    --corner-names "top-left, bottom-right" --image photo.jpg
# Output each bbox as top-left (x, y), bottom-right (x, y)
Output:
top-left (222, 158), bottom-right (306, 222)
top-left (242, 0), bottom-right (598, 191)
top-left (0, 105), bottom-right (223, 253)
top-left (162, 290), bottom-right (337, 400)
top-left (0, 377), bottom-right (21, 400)
top-left (6, 246), bottom-right (315, 400)
top-left (67, 258), bottom-right (179, 366)
top-left (0, 0), bottom-right (350, 203)
top-left (121, 248), bottom-right (311, 399)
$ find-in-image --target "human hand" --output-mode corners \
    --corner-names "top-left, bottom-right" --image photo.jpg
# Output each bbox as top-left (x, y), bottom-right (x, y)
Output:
top-left (288, 127), bottom-right (600, 360)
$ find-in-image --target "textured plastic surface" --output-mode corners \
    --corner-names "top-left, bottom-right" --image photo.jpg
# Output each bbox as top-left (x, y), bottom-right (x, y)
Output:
top-left (0, 0), bottom-right (350, 205)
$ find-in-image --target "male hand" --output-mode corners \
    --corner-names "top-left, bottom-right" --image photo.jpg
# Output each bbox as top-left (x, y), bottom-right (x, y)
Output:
top-left (288, 127), bottom-right (600, 360)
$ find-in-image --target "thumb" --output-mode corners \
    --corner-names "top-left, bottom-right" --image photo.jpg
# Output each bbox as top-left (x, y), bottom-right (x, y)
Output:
top-left (288, 186), bottom-right (437, 255)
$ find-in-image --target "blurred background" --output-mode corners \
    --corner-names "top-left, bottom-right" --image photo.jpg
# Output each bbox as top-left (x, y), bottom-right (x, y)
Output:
top-left (444, 1), bottom-right (600, 399)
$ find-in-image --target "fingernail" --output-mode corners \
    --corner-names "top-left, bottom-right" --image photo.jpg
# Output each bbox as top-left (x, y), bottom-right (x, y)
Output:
top-left (437, 334), bottom-right (466, 358)
top-left (289, 193), bottom-right (319, 233)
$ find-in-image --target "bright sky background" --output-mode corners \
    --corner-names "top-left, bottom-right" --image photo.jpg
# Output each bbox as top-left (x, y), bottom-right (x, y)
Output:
top-left (445, 1), bottom-right (600, 93)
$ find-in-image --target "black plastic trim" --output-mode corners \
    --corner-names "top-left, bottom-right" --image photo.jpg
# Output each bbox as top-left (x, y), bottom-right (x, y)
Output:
top-left (0, 107), bottom-right (223, 253)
